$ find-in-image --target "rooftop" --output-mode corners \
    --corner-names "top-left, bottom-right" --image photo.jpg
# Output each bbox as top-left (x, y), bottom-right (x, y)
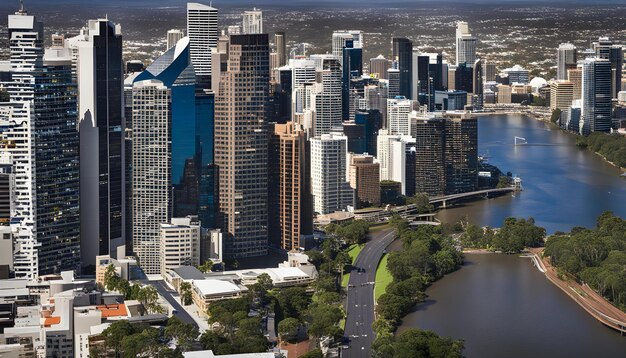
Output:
top-left (193, 279), bottom-right (242, 296)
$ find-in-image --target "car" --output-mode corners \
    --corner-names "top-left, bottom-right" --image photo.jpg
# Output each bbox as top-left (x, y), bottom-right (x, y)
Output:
top-left (171, 309), bottom-right (178, 314)
top-left (348, 284), bottom-right (355, 288)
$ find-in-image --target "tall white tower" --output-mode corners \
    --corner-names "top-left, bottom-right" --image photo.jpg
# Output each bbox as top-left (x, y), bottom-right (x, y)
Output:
top-left (187, 2), bottom-right (218, 84)
top-left (455, 21), bottom-right (477, 67)
top-left (242, 8), bottom-right (263, 34)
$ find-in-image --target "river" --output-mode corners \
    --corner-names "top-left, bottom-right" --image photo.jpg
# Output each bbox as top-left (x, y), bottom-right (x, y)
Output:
top-left (436, 114), bottom-right (626, 233)
top-left (398, 254), bottom-right (626, 357)
top-left (397, 115), bottom-right (626, 356)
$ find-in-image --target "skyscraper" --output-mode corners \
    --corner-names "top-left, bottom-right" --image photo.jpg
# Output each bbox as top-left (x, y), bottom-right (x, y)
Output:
top-left (187, 2), bottom-right (218, 89)
top-left (133, 37), bottom-right (208, 219)
top-left (557, 43), bottom-right (577, 81)
top-left (166, 29), bottom-right (184, 50)
top-left (593, 37), bottom-right (623, 99)
top-left (387, 97), bottom-right (414, 136)
top-left (3, 6), bottom-right (80, 278)
top-left (581, 58), bottom-right (612, 134)
top-left (132, 80), bottom-right (172, 274)
top-left (455, 21), bottom-right (477, 67)
top-left (349, 154), bottom-right (381, 208)
top-left (272, 122), bottom-right (312, 251)
top-left (215, 34), bottom-right (270, 259)
top-left (332, 30), bottom-right (363, 65)
top-left (242, 9), bottom-right (263, 34)
top-left (342, 39), bottom-right (363, 120)
top-left (444, 113), bottom-right (478, 194)
top-left (370, 55), bottom-right (391, 79)
top-left (310, 133), bottom-right (353, 215)
top-left (392, 38), bottom-right (413, 99)
top-left (412, 117), bottom-right (445, 196)
top-left (275, 32), bottom-right (287, 68)
top-left (550, 81), bottom-right (574, 112)
top-left (311, 55), bottom-right (343, 137)
top-left (73, 19), bottom-right (124, 270)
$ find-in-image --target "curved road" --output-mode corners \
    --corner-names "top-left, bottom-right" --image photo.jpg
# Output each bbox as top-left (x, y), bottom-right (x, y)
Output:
top-left (342, 228), bottom-right (396, 358)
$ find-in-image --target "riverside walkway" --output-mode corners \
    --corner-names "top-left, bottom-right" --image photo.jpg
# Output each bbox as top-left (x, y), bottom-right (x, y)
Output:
top-left (530, 248), bottom-right (626, 335)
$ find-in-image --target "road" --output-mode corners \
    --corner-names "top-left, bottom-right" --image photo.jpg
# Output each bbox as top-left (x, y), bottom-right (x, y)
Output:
top-left (150, 280), bottom-right (199, 329)
top-left (342, 228), bottom-right (396, 358)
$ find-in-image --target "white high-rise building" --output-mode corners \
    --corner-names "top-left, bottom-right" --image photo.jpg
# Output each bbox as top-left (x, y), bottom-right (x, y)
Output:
top-left (311, 133), bottom-right (353, 215)
top-left (166, 29), bottom-right (184, 50)
top-left (132, 80), bottom-right (172, 275)
top-left (391, 137), bottom-right (416, 195)
top-left (557, 43), bottom-right (577, 81)
top-left (331, 30), bottom-right (363, 65)
top-left (187, 2), bottom-right (218, 82)
top-left (455, 21), bottom-right (477, 67)
top-left (387, 97), bottom-right (414, 135)
top-left (160, 216), bottom-right (201, 276)
top-left (289, 59), bottom-right (317, 115)
top-left (242, 8), bottom-right (263, 34)
top-left (310, 55), bottom-right (343, 137)
top-left (376, 129), bottom-right (402, 181)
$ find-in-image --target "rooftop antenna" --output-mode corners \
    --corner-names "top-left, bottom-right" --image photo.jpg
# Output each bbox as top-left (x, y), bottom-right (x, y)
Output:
top-left (18, 0), bottom-right (26, 15)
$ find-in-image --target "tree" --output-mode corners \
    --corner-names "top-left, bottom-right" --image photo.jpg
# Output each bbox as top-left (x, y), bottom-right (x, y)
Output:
top-left (101, 320), bottom-right (135, 356)
top-left (121, 327), bottom-right (170, 358)
top-left (199, 331), bottom-right (226, 351)
top-left (136, 286), bottom-right (165, 314)
top-left (278, 317), bottom-right (301, 342)
top-left (393, 329), bottom-right (464, 358)
top-left (180, 281), bottom-right (193, 306)
top-left (256, 273), bottom-right (273, 291)
top-left (103, 264), bottom-right (120, 292)
top-left (550, 108), bottom-right (562, 124)
top-left (405, 193), bottom-right (434, 214)
top-left (197, 260), bottom-right (214, 273)
top-left (277, 287), bottom-right (310, 318)
top-left (305, 303), bottom-right (343, 339)
top-left (165, 316), bottom-right (199, 353)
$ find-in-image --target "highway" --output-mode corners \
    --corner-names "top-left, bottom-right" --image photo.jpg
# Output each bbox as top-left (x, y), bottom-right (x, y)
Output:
top-left (342, 228), bottom-right (396, 358)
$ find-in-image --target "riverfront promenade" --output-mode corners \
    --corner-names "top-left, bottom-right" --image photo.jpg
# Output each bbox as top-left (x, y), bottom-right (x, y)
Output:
top-left (530, 248), bottom-right (626, 334)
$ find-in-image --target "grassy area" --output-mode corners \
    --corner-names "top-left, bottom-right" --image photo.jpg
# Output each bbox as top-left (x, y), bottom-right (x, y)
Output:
top-left (374, 253), bottom-right (393, 301)
top-left (341, 244), bottom-right (364, 288)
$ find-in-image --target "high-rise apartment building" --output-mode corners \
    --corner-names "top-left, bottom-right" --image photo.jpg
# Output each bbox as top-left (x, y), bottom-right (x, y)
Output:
top-left (370, 55), bottom-right (391, 79)
top-left (311, 55), bottom-right (343, 137)
top-left (484, 61), bottom-right (497, 82)
top-left (387, 97), bottom-right (414, 135)
top-left (412, 117), bottom-right (445, 196)
top-left (557, 43), bottom-right (577, 81)
top-left (187, 2), bottom-right (218, 88)
top-left (568, 67), bottom-right (583, 100)
top-left (550, 81), bottom-right (574, 111)
top-left (166, 29), bottom-right (184, 50)
top-left (242, 9), bottom-right (263, 34)
top-left (275, 32), bottom-right (287, 68)
top-left (3, 7), bottom-right (80, 278)
top-left (349, 154), bottom-right (381, 208)
top-left (455, 21), bottom-right (477, 67)
top-left (310, 133), bottom-right (353, 215)
top-left (71, 18), bottom-right (124, 270)
top-left (215, 34), bottom-right (270, 259)
top-left (444, 113), bottom-right (478, 194)
top-left (392, 38), bottom-right (413, 99)
top-left (160, 216), bottom-right (201, 276)
top-left (272, 122), bottom-right (312, 251)
top-left (581, 58), bottom-right (612, 134)
top-left (132, 80), bottom-right (172, 274)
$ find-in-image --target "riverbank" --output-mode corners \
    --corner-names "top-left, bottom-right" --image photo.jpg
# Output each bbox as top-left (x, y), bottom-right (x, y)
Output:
top-left (515, 109), bottom-right (626, 172)
top-left (529, 247), bottom-right (626, 335)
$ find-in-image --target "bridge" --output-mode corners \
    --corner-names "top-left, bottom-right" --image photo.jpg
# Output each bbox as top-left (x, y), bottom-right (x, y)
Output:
top-left (429, 187), bottom-right (517, 208)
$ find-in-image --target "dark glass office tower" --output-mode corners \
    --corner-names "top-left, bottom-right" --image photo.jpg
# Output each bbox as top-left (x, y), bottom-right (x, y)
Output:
top-left (342, 39), bottom-right (363, 120)
top-left (455, 62), bottom-right (473, 93)
top-left (355, 109), bottom-right (383, 156)
top-left (196, 91), bottom-right (216, 229)
top-left (215, 34), bottom-right (270, 259)
top-left (412, 118), bottom-right (445, 196)
top-left (392, 37), bottom-right (413, 99)
top-left (582, 58), bottom-right (612, 134)
top-left (35, 51), bottom-right (81, 275)
top-left (77, 19), bottom-right (123, 268)
top-left (444, 116), bottom-right (478, 194)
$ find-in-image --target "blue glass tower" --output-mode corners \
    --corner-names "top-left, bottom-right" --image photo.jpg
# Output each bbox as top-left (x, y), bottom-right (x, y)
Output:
top-left (342, 39), bottom-right (363, 120)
